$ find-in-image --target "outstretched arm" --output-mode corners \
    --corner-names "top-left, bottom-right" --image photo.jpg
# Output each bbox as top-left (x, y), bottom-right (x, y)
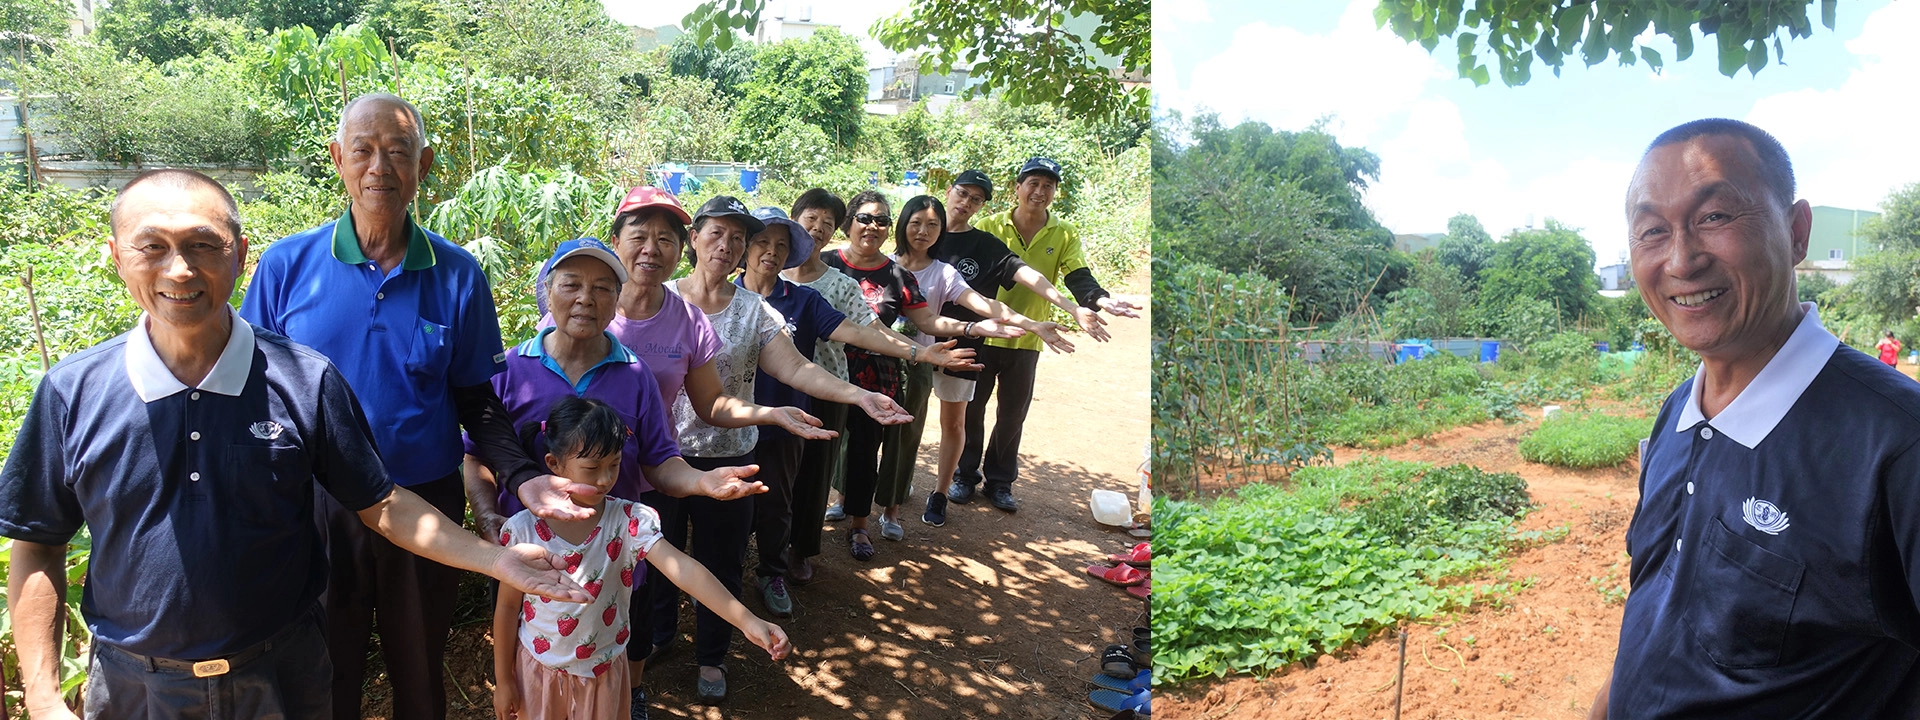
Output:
top-left (954, 288), bottom-right (1075, 354)
top-left (642, 456), bottom-right (767, 501)
top-left (358, 487), bottom-right (588, 603)
top-left (759, 333), bottom-right (913, 425)
top-left (1013, 265), bottom-right (1110, 342)
top-left (683, 360), bottom-right (835, 440)
top-left (828, 318), bottom-right (982, 371)
top-left (645, 540), bottom-right (791, 660)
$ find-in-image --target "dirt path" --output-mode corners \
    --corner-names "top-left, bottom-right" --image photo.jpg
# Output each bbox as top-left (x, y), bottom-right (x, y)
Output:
top-left (360, 282), bottom-right (1152, 720)
top-left (1160, 414), bottom-right (1647, 720)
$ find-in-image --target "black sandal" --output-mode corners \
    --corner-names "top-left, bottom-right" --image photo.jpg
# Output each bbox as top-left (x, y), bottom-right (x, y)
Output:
top-left (849, 528), bottom-right (876, 561)
top-left (1101, 643), bottom-right (1135, 679)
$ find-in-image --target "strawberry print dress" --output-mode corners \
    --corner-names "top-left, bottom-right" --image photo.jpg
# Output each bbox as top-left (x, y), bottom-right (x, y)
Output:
top-left (500, 497), bottom-right (663, 677)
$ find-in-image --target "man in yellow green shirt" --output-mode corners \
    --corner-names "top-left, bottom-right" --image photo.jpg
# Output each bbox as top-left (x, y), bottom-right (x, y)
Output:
top-left (950, 157), bottom-right (1140, 511)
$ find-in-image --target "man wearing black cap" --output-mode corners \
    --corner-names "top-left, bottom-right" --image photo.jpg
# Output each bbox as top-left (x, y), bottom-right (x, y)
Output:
top-left (948, 158), bottom-right (1139, 512)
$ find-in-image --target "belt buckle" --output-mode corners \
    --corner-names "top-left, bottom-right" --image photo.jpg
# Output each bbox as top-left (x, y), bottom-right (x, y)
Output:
top-left (191, 659), bottom-right (230, 678)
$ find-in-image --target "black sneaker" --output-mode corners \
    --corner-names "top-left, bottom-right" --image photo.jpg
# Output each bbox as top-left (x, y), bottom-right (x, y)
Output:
top-left (630, 686), bottom-right (650, 720)
top-left (986, 485), bottom-right (1019, 513)
top-left (947, 481), bottom-right (978, 504)
top-left (922, 491), bottom-right (949, 526)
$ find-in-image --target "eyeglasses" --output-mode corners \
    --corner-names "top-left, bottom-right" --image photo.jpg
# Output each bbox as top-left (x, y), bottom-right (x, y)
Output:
top-left (853, 212), bottom-right (892, 227)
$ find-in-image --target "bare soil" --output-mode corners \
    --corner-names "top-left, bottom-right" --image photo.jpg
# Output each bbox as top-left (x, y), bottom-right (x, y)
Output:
top-left (358, 284), bottom-right (1153, 720)
top-left (1159, 413), bottom-right (1647, 720)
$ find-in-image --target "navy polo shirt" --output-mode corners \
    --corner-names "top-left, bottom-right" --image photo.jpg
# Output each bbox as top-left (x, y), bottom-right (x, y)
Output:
top-left (735, 275), bottom-right (845, 431)
top-left (0, 311), bottom-right (392, 660)
top-left (241, 209), bottom-right (507, 486)
top-left (1612, 305), bottom-right (1920, 717)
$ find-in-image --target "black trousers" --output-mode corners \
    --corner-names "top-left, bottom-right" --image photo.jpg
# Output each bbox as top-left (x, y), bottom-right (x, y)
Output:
top-left (751, 432), bottom-right (806, 578)
top-left (650, 454), bottom-right (754, 668)
top-left (957, 345), bottom-right (1042, 491)
top-left (842, 408), bottom-right (886, 519)
top-left (316, 473), bottom-right (465, 720)
top-left (791, 401), bottom-right (847, 560)
top-left (630, 489), bottom-right (674, 662)
top-left (85, 607), bottom-right (330, 720)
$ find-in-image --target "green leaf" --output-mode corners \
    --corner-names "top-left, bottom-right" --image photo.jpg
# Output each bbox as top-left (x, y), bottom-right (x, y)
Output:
top-left (1822, 0), bottom-right (1838, 30)
top-left (1747, 37), bottom-right (1768, 74)
top-left (1641, 45), bottom-right (1664, 71)
top-left (1718, 40), bottom-right (1747, 77)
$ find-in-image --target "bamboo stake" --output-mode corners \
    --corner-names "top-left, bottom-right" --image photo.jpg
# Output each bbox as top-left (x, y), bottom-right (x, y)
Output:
top-left (23, 266), bottom-right (50, 371)
top-left (18, 38), bottom-right (39, 191)
top-left (1393, 627), bottom-right (1408, 720)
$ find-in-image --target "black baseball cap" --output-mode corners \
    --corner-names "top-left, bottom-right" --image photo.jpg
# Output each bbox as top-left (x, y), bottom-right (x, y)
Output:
top-left (1017, 157), bottom-right (1062, 183)
top-left (693, 195), bottom-right (765, 235)
top-left (952, 169), bottom-right (994, 200)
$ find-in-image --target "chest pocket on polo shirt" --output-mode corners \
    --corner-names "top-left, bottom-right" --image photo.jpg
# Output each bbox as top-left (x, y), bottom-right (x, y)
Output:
top-left (1684, 517), bottom-right (1805, 668)
top-left (406, 318), bottom-right (453, 380)
top-left (221, 443), bottom-right (309, 516)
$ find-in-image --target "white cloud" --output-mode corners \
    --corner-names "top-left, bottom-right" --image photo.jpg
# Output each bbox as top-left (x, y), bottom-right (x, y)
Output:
top-left (1157, 1), bottom-right (1443, 147)
top-left (1747, 0), bottom-right (1920, 212)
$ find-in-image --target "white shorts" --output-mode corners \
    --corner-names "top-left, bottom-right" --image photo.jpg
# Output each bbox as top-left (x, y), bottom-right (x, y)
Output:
top-left (932, 370), bottom-right (976, 403)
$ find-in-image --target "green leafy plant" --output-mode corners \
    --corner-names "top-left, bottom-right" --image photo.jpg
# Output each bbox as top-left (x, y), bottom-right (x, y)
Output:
top-left (1518, 412), bottom-right (1652, 468)
top-left (1153, 458), bottom-right (1535, 680)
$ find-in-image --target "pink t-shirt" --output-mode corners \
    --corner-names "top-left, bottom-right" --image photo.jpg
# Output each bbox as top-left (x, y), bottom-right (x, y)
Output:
top-left (501, 497), bottom-right (664, 678)
top-left (539, 290), bottom-right (722, 414)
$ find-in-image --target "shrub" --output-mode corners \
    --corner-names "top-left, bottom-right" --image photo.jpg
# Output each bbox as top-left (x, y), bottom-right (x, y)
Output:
top-left (1518, 412), bottom-right (1651, 468)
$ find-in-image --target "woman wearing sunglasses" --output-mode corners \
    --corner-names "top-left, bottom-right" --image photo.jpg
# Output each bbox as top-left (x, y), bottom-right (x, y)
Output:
top-left (823, 191), bottom-right (1022, 560)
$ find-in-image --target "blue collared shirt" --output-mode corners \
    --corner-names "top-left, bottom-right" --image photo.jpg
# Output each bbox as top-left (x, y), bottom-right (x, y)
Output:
top-left (518, 328), bottom-right (635, 394)
top-left (734, 275), bottom-right (845, 429)
top-left (241, 209), bottom-right (507, 486)
top-left (0, 309), bottom-right (393, 659)
top-left (1611, 305), bottom-right (1920, 716)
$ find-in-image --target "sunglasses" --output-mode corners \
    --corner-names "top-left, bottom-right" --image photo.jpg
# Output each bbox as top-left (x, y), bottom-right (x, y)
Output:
top-left (853, 212), bottom-right (893, 227)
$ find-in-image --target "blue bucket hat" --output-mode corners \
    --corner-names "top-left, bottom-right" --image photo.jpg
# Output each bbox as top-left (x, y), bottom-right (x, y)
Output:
top-left (746, 207), bottom-right (815, 270)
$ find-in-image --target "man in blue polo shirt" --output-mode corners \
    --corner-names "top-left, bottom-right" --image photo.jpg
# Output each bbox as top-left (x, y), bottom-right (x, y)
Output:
top-left (1589, 119), bottom-right (1920, 718)
top-left (0, 170), bottom-right (585, 720)
top-left (239, 93), bottom-right (761, 720)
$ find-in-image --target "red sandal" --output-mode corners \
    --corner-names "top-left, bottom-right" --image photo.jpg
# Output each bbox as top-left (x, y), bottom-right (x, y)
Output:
top-left (1106, 542), bottom-right (1150, 568)
top-left (1084, 563), bottom-right (1148, 587)
top-left (1127, 580), bottom-right (1150, 601)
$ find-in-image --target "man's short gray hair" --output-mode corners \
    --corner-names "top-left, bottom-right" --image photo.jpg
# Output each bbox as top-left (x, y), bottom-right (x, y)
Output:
top-left (110, 168), bottom-right (243, 243)
top-left (334, 92), bottom-right (428, 149)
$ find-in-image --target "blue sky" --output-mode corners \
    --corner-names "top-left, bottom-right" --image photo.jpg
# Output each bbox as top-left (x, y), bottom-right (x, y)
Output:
top-left (1155, 0), bottom-right (1920, 267)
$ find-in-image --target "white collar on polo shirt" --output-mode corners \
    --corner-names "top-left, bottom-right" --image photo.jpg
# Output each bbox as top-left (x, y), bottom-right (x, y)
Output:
top-left (125, 307), bottom-right (256, 403)
top-left (1674, 302), bottom-right (1838, 449)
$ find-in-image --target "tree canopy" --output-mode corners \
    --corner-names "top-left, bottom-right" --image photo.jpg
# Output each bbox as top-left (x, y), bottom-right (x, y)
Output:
top-left (1478, 219), bottom-right (1599, 323)
top-left (1434, 212), bottom-right (1493, 287)
top-left (1376, 0), bottom-right (1839, 86)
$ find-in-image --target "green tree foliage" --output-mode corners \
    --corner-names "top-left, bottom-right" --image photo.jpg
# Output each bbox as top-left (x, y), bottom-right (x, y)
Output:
top-left (19, 41), bottom-right (290, 165)
top-left (1435, 212), bottom-right (1494, 286)
top-left (1835, 183), bottom-right (1920, 326)
top-left (2, 0), bottom-right (70, 43)
top-left (1376, 0), bottom-right (1840, 86)
top-left (453, 0), bottom-right (640, 104)
top-left (1797, 271), bottom-right (1835, 306)
top-left (680, 0), bottom-right (1147, 123)
top-left (1384, 252), bottom-right (1475, 337)
top-left (1478, 218), bottom-right (1599, 325)
top-left (730, 28), bottom-right (867, 150)
top-left (872, 0), bottom-right (1148, 123)
top-left (1154, 112), bottom-right (1400, 321)
top-left (665, 32), bottom-right (760, 100)
top-left (95, 0), bottom-right (363, 63)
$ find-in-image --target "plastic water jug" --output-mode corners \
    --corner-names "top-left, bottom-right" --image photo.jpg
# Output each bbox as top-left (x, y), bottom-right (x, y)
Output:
top-left (1090, 490), bottom-right (1132, 527)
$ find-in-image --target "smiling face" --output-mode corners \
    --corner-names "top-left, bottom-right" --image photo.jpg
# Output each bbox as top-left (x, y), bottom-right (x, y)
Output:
top-left (1015, 174), bottom-right (1057, 212)
top-left (546, 255), bottom-right (619, 339)
top-left (109, 182), bottom-right (247, 333)
top-left (690, 217), bottom-right (748, 272)
top-left (612, 213), bottom-right (684, 287)
top-left (545, 447), bottom-right (622, 507)
top-left (904, 206), bottom-right (942, 258)
top-left (945, 183), bottom-right (987, 228)
top-left (1626, 133), bottom-right (1810, 362)
top-left (794, 208), bottom-right (838, 249)
top-left (746, 224), bottom-right (791, 279)
top-left (848, 201), bottom-right (891, 256)
top-left (329, 98), bottom-right (433, 219)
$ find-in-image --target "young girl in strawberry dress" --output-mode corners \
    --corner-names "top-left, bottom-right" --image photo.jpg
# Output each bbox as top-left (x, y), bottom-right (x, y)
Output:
top-left (491, 397), bottom-right (790, 719)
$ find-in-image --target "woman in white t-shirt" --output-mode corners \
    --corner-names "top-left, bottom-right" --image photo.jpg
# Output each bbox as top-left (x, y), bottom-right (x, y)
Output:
top-left (885, 195), bottom-right (1074, 531)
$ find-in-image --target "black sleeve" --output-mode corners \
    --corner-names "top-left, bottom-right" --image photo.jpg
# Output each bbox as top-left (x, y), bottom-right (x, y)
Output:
top-left (1062, 267), bottom-right (1112, 310)
top-left (453, 382), bottom-right (544, 496)
top-left (314, 364), bottom-right (395, 511)
top-left (994, 254), bottom-right (1030, 291)
top-left (0, 377), bottom-right (82, 544)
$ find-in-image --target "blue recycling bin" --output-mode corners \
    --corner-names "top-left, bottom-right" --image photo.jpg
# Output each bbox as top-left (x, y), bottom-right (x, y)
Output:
top-left (904, 170), bottom-right (920, 185)
top-left (1479, 340), bottom-right (1501, 363)
top-left (1595, 341), bottom-right (1610, 352)
top-left (740, 168), bottom-right (761, 193)
top-left (1632, 341), bottom-right (1645, 351)
top-left (868, 170), bottom-right (879, 187)
top-left (663, 170), bottom-right (687, 195)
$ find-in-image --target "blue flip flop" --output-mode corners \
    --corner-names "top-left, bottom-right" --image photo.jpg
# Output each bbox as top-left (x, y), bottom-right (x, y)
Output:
top-left (1089, 687), bottom-right (1150, 715)
top-left (1090, 668), bottom-right (1150, 693)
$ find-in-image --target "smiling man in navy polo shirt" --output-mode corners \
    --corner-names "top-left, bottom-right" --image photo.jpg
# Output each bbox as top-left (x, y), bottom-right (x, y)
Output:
top-left (0, 170), bottom-right (585, 720)
top-left (1589, 119), bottom-right (1920, 718)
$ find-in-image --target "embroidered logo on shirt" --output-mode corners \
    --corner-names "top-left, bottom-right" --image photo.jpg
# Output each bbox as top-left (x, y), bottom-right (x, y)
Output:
top-left (1046, 247), bottom-right (1055, 255)
top-left (956, 257), bottom-right (980, 279)
top-left (249, 421), bottom-right (285, 440)
top-left (1742, 497), bottom-right (1790, 535)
